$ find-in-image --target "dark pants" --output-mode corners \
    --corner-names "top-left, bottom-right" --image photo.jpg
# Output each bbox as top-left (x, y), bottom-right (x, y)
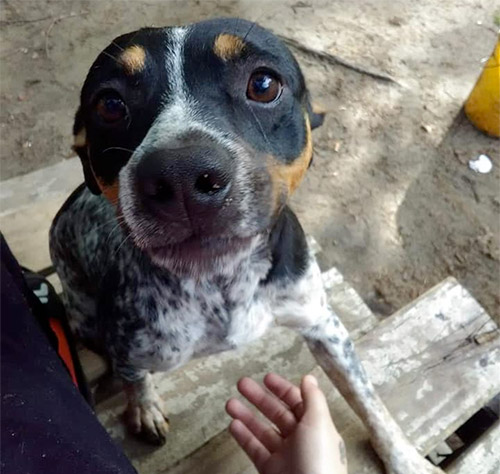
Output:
top-left (1, 237), bottom-right (136, 474)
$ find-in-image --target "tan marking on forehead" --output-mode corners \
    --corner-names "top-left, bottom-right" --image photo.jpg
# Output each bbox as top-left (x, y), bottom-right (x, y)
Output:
top-left (213, 34), bottom-right (246, 61)
top-left (268, 115), bottom-right (313, 204)
top-left (73, 127), bottom-right (87, 149)
top-left (119, 45), bottom-right (146, 75)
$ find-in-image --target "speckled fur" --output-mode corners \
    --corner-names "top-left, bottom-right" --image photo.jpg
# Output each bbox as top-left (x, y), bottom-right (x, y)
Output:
top-left (50, 187), bottom-right (274, 378)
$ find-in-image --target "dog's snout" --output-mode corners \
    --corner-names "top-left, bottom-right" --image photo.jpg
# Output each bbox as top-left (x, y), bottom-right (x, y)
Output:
top-left (136, 144), bottom-right (232, 217)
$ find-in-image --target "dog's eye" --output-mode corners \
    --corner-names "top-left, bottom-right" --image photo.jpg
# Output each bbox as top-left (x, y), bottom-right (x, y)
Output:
top-left (96, 92), bottom-right (127, 123)
top-left (247, 70), bottom-right (282, 103)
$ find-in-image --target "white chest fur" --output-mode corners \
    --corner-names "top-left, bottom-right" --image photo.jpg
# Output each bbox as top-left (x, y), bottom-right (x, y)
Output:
top-left (130, 253), bottom-right (328, 373)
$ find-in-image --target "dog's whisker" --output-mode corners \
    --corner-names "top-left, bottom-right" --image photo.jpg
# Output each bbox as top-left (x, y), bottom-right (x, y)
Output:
top-left (111, 41), bottom-right (125, 52)
top-left (102, 146), bottom-right (135, 155)
top-left (247, 105), bottom-right (273, 151)
top-left (60, 214), bottom-right (126, 248)
top-left (243, 20), bottom-right (257, 42)
top-left (101, 50), bottom-right (122, 64)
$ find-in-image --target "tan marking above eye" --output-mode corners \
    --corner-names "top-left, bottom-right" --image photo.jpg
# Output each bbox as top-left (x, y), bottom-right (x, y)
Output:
top-left (213, 34), bottom-right (246, 61)
top-left (119, 45), bottom-right (146, 75)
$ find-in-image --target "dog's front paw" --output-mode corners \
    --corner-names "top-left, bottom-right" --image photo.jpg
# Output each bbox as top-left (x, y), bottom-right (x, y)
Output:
top-left (123, 392), bottom-right (170, 445)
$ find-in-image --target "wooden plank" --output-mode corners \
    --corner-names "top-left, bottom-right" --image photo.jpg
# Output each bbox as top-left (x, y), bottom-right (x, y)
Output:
top-left (46, 272), bottom-right (62, 295)
top-left (0, 157), bottom-right (82, 271)
top-left (447, 421), bottom-right (500, 474)
top-left (358, 278), bottom-right (500, 455)
top-left (167, 429), bottom-right (255, 474)
top-left (169, 278), bottom-right (500, 474)
top-left (322, 267), bottom-right (377, 339)
top-left (79, 348), bottom-right (108, 387)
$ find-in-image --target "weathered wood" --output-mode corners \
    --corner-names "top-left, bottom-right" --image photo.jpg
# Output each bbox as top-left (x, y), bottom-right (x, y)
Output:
top-left (447, 421), bottom-right (500, 474)
top-left (358, 278), bottom-right (500, 455)
top-left (1, 157), bottom-right (82, 271)
top-left (322, 267), bottom-right (377, 340)
top-left (167, 429), bottom-right (255, 474)
top-left (46, 272), bottom-right (62, 295)
top-left (79, 348), bottom-right (108, 387)
top-left (168, 278), bottom-right (500, 474)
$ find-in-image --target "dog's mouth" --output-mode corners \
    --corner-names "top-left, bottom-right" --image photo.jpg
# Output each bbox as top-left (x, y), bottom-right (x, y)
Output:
top-left (143, 233), bottom-right (258, 272)
top-left (150, 234), bottom-right (252, 257)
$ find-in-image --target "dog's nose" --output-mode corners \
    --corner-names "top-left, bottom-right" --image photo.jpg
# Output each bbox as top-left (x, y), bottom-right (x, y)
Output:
top-left (135, 144), bottom-right (232, 217)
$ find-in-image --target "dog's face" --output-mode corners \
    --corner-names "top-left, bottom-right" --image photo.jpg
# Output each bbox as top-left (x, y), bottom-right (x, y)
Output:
top-left (74, 18), bottom-right (323, 275)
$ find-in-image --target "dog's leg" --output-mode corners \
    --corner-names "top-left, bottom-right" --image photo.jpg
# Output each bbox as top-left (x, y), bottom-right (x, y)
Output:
top-left (120, 370), bottom-right (170, 445)
top-left (301, 312), bottom-right (443, 474)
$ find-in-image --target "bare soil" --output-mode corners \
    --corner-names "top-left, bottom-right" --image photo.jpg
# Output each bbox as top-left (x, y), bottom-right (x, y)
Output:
top-left (1, 0), bottom-right (498, 321)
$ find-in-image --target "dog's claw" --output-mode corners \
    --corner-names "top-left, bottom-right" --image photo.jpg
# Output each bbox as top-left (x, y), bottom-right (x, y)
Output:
top-left (124, 398), bottom-right (170, 446)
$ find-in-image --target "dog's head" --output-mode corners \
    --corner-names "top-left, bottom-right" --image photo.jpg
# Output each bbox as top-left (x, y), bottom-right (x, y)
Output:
top-left (73, 18), bottom-right (324, 275)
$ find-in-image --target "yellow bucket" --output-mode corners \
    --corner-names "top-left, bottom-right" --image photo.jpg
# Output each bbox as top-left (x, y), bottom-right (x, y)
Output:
top-left (465, 35), bottom-right (500, 138)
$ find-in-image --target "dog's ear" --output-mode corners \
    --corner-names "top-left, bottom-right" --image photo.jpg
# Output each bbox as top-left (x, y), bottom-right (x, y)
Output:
top-left (73, 107), bottom-right (101, 195)
top-left (305, 93), bottom-right (325, 130)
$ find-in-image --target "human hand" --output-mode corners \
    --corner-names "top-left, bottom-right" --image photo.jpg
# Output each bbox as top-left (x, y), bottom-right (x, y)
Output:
top-left (226, 373), bottom-right (347, 474)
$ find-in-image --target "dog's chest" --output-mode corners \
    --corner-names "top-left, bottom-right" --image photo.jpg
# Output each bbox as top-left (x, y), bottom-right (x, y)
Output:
top-left (125, 256), bottom-right (327, 374)
top-left (123, 257), bottom-right (276, 372)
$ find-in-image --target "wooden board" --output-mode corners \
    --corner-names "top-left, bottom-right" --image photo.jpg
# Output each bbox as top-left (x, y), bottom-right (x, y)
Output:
top-left (322, 267), bottom-right (377, 339)
top-left (447, 421), bottom-right (500, 474)
top-left (169, 278), bottom-right (500, 474)
top-left (167, 429), bottom-right (255, 474)
top-left (1, 157), bottom-right (82, 271)
top-left (358, 278), bottom-right (500, 455)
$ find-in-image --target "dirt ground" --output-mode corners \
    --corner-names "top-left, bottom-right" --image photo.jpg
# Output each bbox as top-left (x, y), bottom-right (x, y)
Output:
top-left (1, 0), bottom-right (499, 322)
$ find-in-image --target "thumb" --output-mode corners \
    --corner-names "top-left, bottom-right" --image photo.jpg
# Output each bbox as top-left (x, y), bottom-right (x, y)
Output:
top-left (300, 374), bottom-right (332, 422)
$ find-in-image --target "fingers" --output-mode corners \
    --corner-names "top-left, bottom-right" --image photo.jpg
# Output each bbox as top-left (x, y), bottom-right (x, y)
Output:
top-left (229, 419), bottom-right (270, 471)
top-left (263, 373), bottom-right (304, 419)
top-left (237, 377), bottom-right (298, 436)
top-left (226, 398), bottom-right (282, 452)
top-left (300, 375), bottom-right (335, 425)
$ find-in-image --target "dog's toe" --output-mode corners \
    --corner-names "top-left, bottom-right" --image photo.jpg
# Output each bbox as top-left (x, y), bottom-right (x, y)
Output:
top-left (124, 398), bottom-right (170, 446)
top-left (141, 403), bottom-right (170, 445)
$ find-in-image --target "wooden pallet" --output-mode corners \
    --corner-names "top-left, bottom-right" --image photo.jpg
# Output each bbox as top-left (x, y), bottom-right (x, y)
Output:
top-left (2, 158), bottom-right (499, 473)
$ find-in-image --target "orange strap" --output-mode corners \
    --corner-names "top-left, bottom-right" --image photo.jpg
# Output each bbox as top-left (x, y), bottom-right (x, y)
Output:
top-left (48, 318), bottom-right (79, 388)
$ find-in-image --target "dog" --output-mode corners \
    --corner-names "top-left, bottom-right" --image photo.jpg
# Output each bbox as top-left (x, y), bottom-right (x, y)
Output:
top-left (50, 18), bottom-right (442, 473)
